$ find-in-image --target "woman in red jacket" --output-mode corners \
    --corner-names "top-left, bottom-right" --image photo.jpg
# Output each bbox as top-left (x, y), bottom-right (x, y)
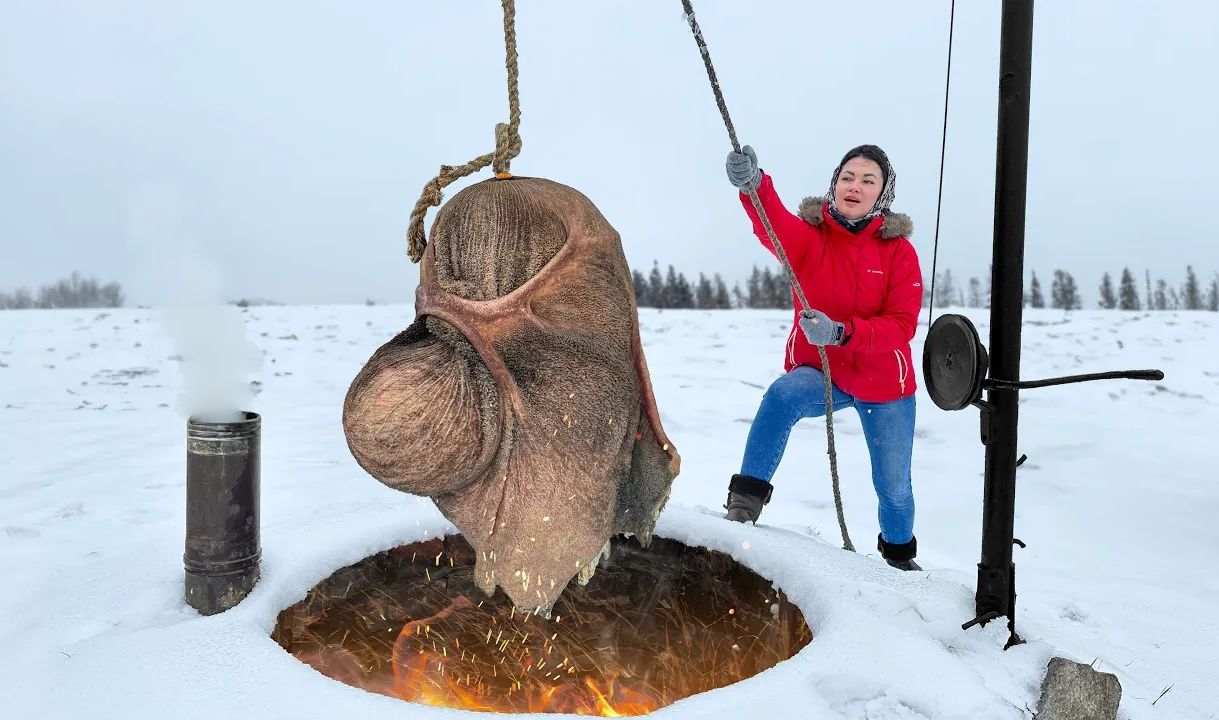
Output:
top-left (723, 143), bottom-right (924, 571)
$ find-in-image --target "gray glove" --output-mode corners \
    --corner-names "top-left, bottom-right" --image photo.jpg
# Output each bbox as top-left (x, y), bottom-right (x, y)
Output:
top-left (726, 145), bottom-right (761, 192)
top-left (798, 309), bottom-right (845, 346)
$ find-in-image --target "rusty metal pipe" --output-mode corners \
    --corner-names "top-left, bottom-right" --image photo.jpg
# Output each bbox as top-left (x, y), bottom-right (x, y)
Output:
top-left (184, 411), bottom-right (261, 615)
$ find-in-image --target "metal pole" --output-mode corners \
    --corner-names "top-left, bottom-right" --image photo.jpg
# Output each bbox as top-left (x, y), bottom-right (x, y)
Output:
top-left (184, 411), bottom-right (262, 615)
top-left (977, 0), bottom-right (1034, 644)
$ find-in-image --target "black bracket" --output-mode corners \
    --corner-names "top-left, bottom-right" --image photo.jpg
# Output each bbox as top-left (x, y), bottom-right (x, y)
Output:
top-left (976, 399), bottom-right (995, 445)
top-left (961, 610), bottom-right (1002, 631)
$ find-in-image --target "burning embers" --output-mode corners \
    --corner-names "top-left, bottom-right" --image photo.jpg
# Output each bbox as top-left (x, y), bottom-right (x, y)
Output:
top-left (273, 534), bottom-right (811, 715)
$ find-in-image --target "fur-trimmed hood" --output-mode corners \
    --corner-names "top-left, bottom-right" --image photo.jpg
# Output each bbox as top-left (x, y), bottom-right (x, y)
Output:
top-left (796, 196), bottom-right (913, 239)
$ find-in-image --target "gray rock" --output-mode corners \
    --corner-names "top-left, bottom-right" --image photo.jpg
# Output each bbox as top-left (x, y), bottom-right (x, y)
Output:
top-left (1036, 657), bottom-right (1121, 720)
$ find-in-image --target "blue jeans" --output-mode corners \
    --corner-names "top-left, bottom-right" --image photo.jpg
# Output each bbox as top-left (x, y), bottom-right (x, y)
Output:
top-left (740, 365), bottom-right (916, 544)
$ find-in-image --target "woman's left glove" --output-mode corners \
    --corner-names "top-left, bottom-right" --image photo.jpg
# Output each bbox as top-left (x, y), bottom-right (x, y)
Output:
top-left (798, 309), bottom-right (846, 346)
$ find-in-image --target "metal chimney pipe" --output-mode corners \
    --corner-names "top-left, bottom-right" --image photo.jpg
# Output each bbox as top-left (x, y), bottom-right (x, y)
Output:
top-left (184, 411), bottom-right (261, 615)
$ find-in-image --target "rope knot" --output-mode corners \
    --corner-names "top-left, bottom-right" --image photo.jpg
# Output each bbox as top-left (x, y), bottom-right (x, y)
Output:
top-left (493, 122), bottom-right (522, 175)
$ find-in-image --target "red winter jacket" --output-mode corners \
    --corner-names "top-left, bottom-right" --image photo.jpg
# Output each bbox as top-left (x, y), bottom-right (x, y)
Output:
top-left (740, 172), bottom-right (923, 403)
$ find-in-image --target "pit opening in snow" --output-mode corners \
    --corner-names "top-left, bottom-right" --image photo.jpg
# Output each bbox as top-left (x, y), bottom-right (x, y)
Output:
top-left (272, 533), bottom-right (811, 715)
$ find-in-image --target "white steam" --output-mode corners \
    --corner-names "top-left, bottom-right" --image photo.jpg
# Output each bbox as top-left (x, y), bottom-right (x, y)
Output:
top-left (124, 188), bottom-right (262, 422)
top-left (162, 298), bottom-right (261, 423)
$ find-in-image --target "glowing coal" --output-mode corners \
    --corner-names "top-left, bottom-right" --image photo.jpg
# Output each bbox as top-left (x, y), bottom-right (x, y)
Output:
top-left (273, 535), bottom-right (810, 715)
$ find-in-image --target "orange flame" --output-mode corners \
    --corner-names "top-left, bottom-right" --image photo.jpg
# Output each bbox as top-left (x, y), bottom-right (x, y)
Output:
top-left (375, 598), bottom-right (656, 715)
top-left (276, 537), bottom-right (811, 716)
top-left (389, 641), bottom-right (657, 715)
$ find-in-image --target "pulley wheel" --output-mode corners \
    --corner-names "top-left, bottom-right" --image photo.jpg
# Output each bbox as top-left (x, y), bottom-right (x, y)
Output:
top-left (923, 314), bottom-right (988, 411)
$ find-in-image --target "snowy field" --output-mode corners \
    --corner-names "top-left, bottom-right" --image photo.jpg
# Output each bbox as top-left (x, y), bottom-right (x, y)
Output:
top-left (1, 305), bottom-right (1215, 719)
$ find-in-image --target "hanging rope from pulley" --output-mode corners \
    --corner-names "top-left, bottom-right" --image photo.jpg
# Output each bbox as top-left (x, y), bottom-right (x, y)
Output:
top-left (927, 0), bottom-right (957, 325)
top-left (680, 0), bottom-right (854, 553)
top-left (406, 0), bottom-right (522, 263)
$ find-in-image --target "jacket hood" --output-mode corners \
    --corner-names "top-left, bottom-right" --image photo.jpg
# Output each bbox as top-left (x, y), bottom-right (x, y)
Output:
top-left (797, 196), bottom-right (913, 239)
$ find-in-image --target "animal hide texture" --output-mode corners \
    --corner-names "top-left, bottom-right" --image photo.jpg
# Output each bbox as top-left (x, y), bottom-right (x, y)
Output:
top-left (343, 176), bottom-right (680, 611)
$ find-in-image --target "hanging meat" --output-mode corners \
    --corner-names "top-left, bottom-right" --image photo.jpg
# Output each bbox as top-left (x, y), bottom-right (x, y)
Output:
top-left (343, 176), bottom-right (680, 611)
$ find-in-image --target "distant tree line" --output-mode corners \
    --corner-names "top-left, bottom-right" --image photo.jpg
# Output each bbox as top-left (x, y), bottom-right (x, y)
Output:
top-left (635, 261), bottom-right (1219, 313)
top-left (0, 272), bottom-right (124, 310)
top-left (632, 262), bottom-right (794, 309)
top-left (8, 265), bottom-right (1215, 313)
top-left (927, 266), bottom-right (1218, 311)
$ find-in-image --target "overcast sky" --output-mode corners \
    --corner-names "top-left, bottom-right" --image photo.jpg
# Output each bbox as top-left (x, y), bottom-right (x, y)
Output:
top-left (2, 1), bottom-right (1217, 307)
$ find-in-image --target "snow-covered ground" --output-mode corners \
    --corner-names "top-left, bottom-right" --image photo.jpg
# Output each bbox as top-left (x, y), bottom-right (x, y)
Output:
top-left (1, 305), bottom-right (1214, 719)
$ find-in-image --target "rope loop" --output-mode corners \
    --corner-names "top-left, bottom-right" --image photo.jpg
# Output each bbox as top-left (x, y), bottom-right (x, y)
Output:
top-left (406, 0), bottom-right (522, 262)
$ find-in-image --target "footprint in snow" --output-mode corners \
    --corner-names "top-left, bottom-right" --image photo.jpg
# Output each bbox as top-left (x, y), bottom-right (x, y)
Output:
top-left (4, 526), bottom-right (41, 539)
top-left (52, 502), bottom-right (86, 521)
top-left (1057, 602), bottom-right (1089, 623)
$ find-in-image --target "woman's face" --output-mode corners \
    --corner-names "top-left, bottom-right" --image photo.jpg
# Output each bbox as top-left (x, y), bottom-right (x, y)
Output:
top-left (833, 157), bottom-right (884, 220)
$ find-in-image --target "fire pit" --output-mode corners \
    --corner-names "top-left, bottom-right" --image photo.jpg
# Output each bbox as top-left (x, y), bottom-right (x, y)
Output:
top-left (272, 534), bottom-right (811, 715)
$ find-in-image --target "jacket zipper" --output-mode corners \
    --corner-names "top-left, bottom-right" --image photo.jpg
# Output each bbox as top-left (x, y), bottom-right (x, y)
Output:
top-left (893, 349), bottom-right (908, 395)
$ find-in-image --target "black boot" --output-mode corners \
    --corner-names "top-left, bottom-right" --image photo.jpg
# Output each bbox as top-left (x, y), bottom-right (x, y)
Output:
top-left (723, 474), bottom-right (773, 524)
top-left (878, 533), bottom-right (922, 571)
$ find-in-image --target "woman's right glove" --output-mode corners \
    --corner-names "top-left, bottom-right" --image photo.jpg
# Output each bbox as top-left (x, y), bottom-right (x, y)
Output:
top-left (725, 145), bottom-right (761, 192)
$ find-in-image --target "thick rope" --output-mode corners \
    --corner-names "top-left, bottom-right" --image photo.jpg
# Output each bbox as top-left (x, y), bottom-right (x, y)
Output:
top-left (681, 0), bottom-right (853, 552)
top-left (927, 0), bottom-right (956, 323)
top-left (407, 0), bottom-right (523, 263)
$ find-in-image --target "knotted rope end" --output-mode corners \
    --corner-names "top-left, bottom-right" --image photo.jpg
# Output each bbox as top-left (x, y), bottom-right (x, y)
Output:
top-left (406, 178), bottom-right (444, 263)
